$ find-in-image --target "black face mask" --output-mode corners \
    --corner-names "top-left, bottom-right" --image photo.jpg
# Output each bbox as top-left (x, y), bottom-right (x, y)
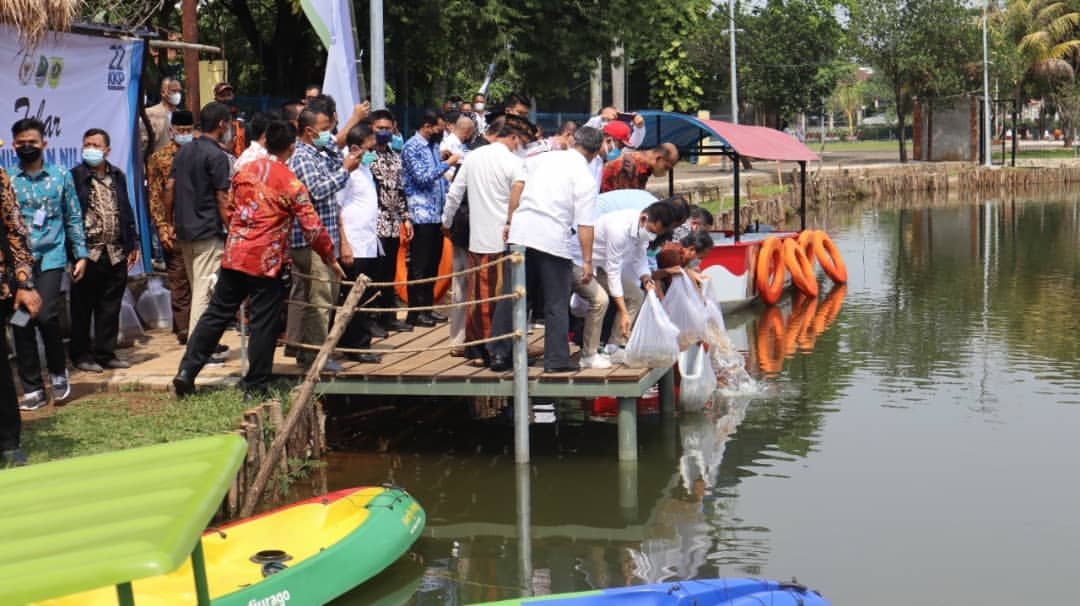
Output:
top-left (16, 145), bottom-right (42, 164)
top-left (429, 130), bottom-right (444, 145)
top-left (375, 129), bottom-right (393, 145)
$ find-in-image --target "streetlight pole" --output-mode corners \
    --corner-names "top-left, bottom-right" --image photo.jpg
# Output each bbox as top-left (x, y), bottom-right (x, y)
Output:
top-left (982, 0), bottom-right (992, 167)
top-left (730, 0), bottom-right (738, 124)
top-left (370, 0), bottom-right (385, 108)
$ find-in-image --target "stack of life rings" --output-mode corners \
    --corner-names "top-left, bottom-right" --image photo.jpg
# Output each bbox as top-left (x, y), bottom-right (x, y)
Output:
top-left (754, 230), bottom-right (847, 305)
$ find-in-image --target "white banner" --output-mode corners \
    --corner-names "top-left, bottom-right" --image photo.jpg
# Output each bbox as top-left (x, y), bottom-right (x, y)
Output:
top-left (302, 0), bottom-right (362, 114)
top-left (0, 25), bottom-right (147, 262)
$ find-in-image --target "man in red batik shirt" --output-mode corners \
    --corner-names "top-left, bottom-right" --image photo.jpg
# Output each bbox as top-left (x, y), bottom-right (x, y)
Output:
top-left (173, 121), bottom-right (345, 399)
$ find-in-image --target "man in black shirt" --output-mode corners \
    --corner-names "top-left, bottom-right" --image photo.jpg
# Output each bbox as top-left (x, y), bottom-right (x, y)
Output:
top-left (164, 102), bottom-right (234, 341)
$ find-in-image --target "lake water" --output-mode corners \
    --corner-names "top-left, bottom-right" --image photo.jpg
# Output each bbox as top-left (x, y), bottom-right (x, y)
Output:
top-left (325, 196), bottom-right (1080, 605)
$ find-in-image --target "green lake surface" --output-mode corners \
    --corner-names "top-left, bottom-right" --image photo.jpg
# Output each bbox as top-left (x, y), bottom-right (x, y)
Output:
top-left (325, 196), bottom-right (1079, 605)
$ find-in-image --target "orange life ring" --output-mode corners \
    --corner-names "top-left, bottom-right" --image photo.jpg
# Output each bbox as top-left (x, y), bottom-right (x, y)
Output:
top-left (783, 292), bottom-right (819, 355)
top-left (797, 229), bottom-right (816, 261)
top-left (812, 284), bottom-right (847, 334)
top-left (755, 306), bottom-right (785, 375)
top-left (782, 238), bottom-right (819, 298)
top-left (811, 232), bottom-right (848, 284)
top-left (755, 237), bottom-right (785, 305)
top-left (395, 235), bottom-right (454, 303)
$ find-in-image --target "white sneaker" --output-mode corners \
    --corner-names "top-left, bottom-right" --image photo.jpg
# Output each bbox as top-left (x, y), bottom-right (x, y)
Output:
top-left (580, 354), bottom-right (613, 370)
top-left (19, 389), bottom-right (47, 411)
top-left (50, 371), bottom-right (70, 402)
top-left (608, 348), bottom-right (627, 365)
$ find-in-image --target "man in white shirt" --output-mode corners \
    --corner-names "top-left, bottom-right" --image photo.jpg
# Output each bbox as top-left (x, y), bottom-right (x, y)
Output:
top-left (585, 107), bottom-right (646, 147)
top-left (440, 115), bottom-right (475, 159)
top-left (592, 202), bottom-right (676, 345)
top-left (506, 126), bottom-right (606, 371)
top-left (234, 112), bottom-right (271, 170)
top-left (442, 119), bottom-right (530, 367)
top-left (336, 122), bottom-right (382, 363)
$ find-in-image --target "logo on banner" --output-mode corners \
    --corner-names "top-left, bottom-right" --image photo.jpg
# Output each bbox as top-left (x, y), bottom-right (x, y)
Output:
top-left (107, 44), bottom-right (126, 90)
top-left (16, 54), bottom-right (63, 89)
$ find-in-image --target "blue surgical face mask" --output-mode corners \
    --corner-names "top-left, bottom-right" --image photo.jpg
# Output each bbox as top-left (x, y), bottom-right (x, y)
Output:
top-left (606, 146), bottom-right (622, 162)
top-left (390, 133), bottom-right (404, 152)
top-left (82, 148), bottom-right (105, 167)
top-left (315, 130), bottom-right (334, 148)
top-left (174, 133), bottom-right (193, 145)
top-left (361, 151), bottom-right (377, 166)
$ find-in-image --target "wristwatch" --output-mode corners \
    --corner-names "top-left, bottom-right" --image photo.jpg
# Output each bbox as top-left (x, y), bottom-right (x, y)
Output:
top-left (17, 279), bottom-right (35, 290)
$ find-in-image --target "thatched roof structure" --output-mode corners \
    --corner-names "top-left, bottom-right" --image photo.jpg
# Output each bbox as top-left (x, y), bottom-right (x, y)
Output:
top-left (0, 0), bottom-right (81, 46)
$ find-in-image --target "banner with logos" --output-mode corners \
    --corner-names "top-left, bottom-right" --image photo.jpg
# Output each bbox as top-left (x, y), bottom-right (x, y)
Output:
top-left (0, 25), bottom-right (147, 267)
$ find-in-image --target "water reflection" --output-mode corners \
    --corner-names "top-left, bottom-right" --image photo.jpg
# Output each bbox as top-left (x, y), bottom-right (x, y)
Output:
top-left (332, 196), bottom-right (1080, 605)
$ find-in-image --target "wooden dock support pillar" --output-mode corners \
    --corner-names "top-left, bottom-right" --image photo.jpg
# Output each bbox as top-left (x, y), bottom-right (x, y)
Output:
top-left (617, 398), bottom-right (638, 461)
top-left (618, 460), bottom-right (639, 523)
top-left (511, 245), bottom-right (530, 463)
top-left (660, 367), bottom-right (676, 415)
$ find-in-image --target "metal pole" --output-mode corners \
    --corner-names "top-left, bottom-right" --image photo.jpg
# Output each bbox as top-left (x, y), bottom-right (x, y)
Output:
top-left (116, 583), bottom-right (135, 606)
top-left (730, 0), bottom-right (738, 124)
top-left (617, 398), bottom-right (638, 461)
top-left (1011, 105), bottom-right (1017, 167)
top-left (799, 161), bottom-right (807, 231)
top-left (733, 153), bottom-right (741, 242)
top-left (982, 0), bottom-right (992, 168)
top-left (191, 541), bottom-right (212, 605)
top-left (511, 245), bottom-right (530, 463)
top-left (515, 462), bottom-right (533, 596)
top-left (370, 0), bottom-right (385, 108)
top-left (181, 0), bottom-right (200, 120)
top-left (660, 368), bottom-right (676, 415)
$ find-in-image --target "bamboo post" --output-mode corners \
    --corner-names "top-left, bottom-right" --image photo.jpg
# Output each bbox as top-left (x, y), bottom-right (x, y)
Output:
top-left (268, 400), bottom-right (288, 475)
top-left (240, 275), bottom-right (369, 517)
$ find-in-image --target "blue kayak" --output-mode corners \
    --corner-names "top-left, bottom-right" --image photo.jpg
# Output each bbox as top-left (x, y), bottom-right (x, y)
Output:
top-left (472, 578), bottom-right (829, 605)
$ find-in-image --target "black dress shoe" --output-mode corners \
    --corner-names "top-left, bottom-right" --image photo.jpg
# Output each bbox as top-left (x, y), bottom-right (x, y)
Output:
top-left (489, 354), bottom-right (513, 372)
top-left (427, 311), bottom-right (448, 323)
top-left (346, 352), bottom-right (382, 364)
top-left (544, 365), bottom-right (579, 374)
top-left (408, 314), bottom-right (436, 328)
top-left (365, 322), bottom-right (389, 339)
top-left (173, 369), bottom-right (196, 397)
top-left (381, 319), bottom-right (414, 332)
top-left (214, 344), bottom-right (229, 354)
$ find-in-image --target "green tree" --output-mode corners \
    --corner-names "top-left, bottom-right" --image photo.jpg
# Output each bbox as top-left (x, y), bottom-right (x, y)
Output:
top-left (829, 71), bottom-right (867, 137)
top-left (849, 0), bottom-right (980, 162)
top-left (739, 0), bottom-right (846, 128)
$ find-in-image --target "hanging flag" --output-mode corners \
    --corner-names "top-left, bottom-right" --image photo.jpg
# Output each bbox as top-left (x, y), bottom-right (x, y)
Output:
top-left (301, 0), bottom-right (363, 115)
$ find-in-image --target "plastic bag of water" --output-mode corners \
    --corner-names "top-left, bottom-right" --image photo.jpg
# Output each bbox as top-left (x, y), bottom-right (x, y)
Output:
top-left (136, 277), bottom-right (173, 330)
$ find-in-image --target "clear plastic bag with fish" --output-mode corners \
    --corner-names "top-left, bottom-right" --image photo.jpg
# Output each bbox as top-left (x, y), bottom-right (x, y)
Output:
top-left (624, 290), bottom-right (681, 368)
top-left (678, 343), bottom-right (716, 412)
top-left (662, 272), bottom-right (707, 350)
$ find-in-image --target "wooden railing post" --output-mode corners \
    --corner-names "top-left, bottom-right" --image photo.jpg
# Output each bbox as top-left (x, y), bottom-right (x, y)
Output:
top-left (239, 275), bottom-right (369, 517)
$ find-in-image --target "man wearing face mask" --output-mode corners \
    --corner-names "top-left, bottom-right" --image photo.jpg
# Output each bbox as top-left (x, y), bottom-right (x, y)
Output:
top-left (368, 109), bottom-right (413, 333)
top-left (285, 107), bottom-right (359, 372)
top-left (68, 128), bottom-right (140, 373)
top-left (165, 102), bottom-right (235, 349)
top-left (588, 121), bottom-right (632, 192)
top-left (141, 76), bottom-right (183, 155)
top-left (173, 120), bottom-right (345, 399)
top-left (472, 93), bottom-right (488, 133)
top-left (9, 118), bottom-right (90, 408)
top-left (591, 202), bottom-right (676, 345)
top-left (213, 82), bottom-right (246, 157)
top-left (585, 107), bottom-right (646, 149)
top-left (147, 110), bottom-right (194, 345)
top-left (440, 120), bottom-right (529, 367)
top-left (401, 110), bottom-right (460, 327)
top-left (601, 142), bottom-right (680, 194)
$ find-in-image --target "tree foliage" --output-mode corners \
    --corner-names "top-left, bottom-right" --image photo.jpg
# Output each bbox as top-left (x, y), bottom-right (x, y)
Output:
top-left (829, 69), bottom-right (867, 137)
top-left (739, 0), bottom-right (846, 127)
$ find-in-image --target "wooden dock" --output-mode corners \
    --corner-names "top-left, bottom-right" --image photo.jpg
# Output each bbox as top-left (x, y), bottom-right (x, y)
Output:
top-left (69, 324), bottom-right (671, 402)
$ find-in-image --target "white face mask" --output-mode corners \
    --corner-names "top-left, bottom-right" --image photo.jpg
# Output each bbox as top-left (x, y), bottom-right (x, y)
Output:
top-left (688, 258), bottom-right (702, 269)
top-left (221, 125), bottom-right (234, 145)
top-left (167, 92), bottom-right (182, 106)
top-left (474, 102), bottom-right (486, 112)
top-left (638, 224), bottom-right (657, 243)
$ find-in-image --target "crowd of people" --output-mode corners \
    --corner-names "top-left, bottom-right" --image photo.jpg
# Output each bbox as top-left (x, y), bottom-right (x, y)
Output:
top-left (0, 80), bottom-right (719, 465)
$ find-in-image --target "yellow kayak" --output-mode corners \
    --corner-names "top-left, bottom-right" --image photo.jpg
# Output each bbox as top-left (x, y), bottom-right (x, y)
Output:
top-left (33, 486), bottom-right (425, 606)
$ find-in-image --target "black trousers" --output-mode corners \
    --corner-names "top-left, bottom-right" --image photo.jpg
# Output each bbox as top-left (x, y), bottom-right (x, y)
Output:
top-left (69, 256), bottom-right (127, 364)
top-left (0, 302), bottom-right (20, 451)
top-left (407, 224), bottom-right (443, 316)
top-left (488, 249), bottom-right (573, 370)
top-left (339, 257), bottom-right (376, 350)
top-left (13, 266), bottom-right (66, 392)
top-left (179, 268), bottom-right (284, 393)
top-left (373, 236), bottom-right (400, 324)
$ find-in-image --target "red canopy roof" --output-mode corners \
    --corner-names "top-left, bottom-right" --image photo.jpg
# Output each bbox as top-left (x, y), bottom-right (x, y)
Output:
top-left (636, 111), bottom-right (820, 163)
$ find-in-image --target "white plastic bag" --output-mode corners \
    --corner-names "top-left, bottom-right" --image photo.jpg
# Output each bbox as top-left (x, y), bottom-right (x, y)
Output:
top-left (118, 288), bottom-right (146, 344)
top-left (624, 290), bottom-right (680, 368)
top-left (569, 293), bottom-right (589, 319)
top-left (678, 344), bottom-right (716, 412)
top-left (662, 273), bottom-right (707, 350)
top-left (136, 277), bottom-right (173, 330)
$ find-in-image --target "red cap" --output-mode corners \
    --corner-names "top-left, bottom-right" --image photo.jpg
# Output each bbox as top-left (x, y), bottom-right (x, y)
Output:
top-left (602, 120), bottom-right (632, 146)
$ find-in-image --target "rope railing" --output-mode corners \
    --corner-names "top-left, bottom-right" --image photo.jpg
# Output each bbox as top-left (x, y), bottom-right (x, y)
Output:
top-left (285, 288), bottom-right (522, 314)
top-left (290, 251), bottom-right (522, 287)
top-left (280, 330), bottom-right (521, 357)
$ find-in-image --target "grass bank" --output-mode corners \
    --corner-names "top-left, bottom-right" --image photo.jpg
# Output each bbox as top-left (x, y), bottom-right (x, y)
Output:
top-left (21, 385), bottom-right (294, 464)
